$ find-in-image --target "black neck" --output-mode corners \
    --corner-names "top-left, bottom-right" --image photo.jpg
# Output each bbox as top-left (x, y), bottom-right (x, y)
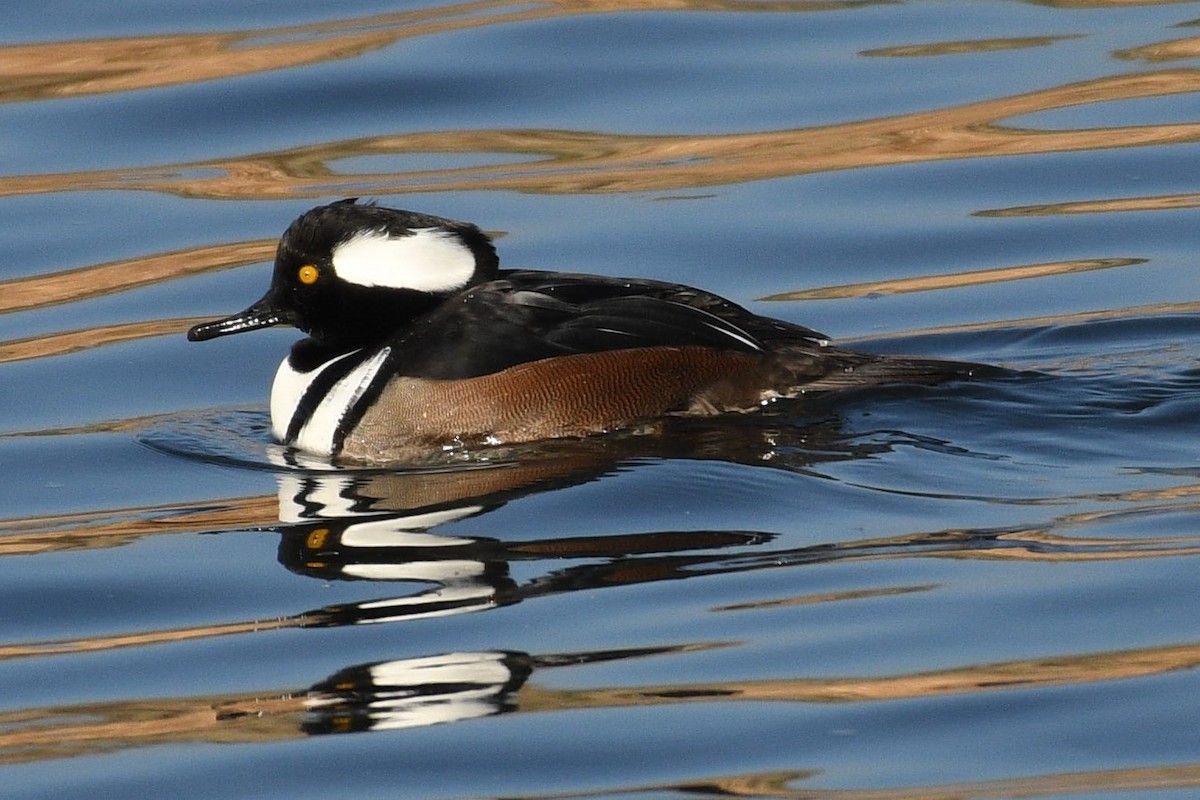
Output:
top-left (289, 287), bottom-right (444, 371)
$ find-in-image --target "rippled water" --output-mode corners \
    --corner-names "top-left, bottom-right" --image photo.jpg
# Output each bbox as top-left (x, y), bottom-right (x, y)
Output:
top-left (3, 2), bottom-right (1200, 798)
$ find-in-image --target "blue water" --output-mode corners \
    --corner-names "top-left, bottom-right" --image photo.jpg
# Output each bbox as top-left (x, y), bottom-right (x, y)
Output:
top-left (3, 2), bottom-right (1200, 798)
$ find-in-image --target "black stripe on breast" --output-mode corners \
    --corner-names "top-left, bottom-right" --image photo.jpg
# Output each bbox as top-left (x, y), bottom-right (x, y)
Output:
top-left (285, 349), bottom-right (373, 445)
top-left (328, 348), bottom-right (397, 457)
top-left (328, 347), bottom-right (407, 457)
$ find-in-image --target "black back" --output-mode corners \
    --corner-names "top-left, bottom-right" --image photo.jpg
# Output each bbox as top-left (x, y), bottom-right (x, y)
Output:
top-left (383, 270), bottom-right (827, 380)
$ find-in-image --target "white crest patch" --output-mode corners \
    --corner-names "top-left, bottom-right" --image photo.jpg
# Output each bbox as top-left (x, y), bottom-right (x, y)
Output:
top-left (331, 227), bottom-right (476, 292)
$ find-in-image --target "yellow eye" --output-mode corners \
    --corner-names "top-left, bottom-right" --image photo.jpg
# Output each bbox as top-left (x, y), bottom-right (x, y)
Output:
top-left (297, 264), bottom-right (320, 285)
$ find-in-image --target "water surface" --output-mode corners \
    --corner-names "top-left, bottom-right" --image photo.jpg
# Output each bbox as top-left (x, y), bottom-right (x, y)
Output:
top-left (2, 2), bottom-right (1199, 798)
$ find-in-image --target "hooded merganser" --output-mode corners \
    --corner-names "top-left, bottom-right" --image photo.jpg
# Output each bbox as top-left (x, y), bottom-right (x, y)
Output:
top-left (188, 199), bottom-right (983, 462)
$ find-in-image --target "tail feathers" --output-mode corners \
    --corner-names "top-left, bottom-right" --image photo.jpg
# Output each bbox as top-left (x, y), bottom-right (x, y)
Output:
top-left (786, 348), bottom-right (997, 394)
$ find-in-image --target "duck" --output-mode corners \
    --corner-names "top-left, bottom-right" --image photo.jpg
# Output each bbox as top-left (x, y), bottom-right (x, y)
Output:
top-left (188, 198), bottom-right (984, 462)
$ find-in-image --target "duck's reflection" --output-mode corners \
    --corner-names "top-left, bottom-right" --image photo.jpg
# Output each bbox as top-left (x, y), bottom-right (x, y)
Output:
top-left (270, 418), bottom-right (805, 625)
top-left (6, 414), bottom-right (1200, 759)
top-left (304, 649), bottom-right (532, 734)
top-left (280, 509), bottom-right (770, 626)
top-left (302, 644), bottom-right (687, 735)
top-left (269, 423), bottom-right (814, 735)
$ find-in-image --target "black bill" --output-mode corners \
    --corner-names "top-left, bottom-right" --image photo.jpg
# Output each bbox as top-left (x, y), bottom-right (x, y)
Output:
top-left (187, 301), bottom-right (288, 342)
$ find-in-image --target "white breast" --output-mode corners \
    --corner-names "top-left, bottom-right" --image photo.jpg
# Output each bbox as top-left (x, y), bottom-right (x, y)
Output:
top-left (270, 347), bottom-right (392, 456)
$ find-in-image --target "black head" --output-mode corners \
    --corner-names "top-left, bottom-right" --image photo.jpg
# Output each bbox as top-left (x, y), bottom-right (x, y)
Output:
top-left (187, 199), bottom-right (499, 349)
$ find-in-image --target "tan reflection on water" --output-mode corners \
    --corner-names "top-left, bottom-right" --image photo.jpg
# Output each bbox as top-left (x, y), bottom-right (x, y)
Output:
top-left (2, 508), bottom-right (1195, 660)
top-left (0, 238), bottom-right (274, 362)
top-left (710, 584), bottom-right (937, 611)
top-left (516, 640), bottom-right (1200, 708)
top-left (1028, 0), bottom-right (1195, 7)
top-left (759, 257), bottom-right (1147, 301)
top-left (862, 35), bottom-right (1083, 58)
top-left (611, 763), bottom-right (1200, 800)
top-left (6, 69), bottom-right (1200, 200)
top-left (0, 639), bottom-right (1196, 771)
top-left (0, 494), bottom-right (276, 556)
top-left (0, 239), bottom-right (274, 314)
top-left (0, 318), bottom-right (205, 364)
top-left (839, 299), bottom-right (1200, 345)
top-left (1117, 35), bottom-right (1200, 62)
top-left (0, 0), bottom-right (887, 104)
top-left (978, 192), bottom-right (1200, 216)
